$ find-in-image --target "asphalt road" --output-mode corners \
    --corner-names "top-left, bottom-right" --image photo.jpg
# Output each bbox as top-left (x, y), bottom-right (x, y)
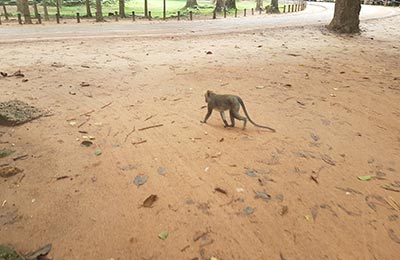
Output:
top-left (0, 2), bottom-right (399, 42)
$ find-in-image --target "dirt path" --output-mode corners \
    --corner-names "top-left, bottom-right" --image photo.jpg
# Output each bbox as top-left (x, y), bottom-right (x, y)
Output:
top-left (0, 3), bottom-right (399, 43)
top-left (0, 6), bottom-right (400, 260)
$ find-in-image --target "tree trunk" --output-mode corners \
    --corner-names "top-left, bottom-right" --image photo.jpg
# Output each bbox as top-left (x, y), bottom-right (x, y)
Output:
top-left (85, 0), bottom-right (92, 17)
top-left (144, 0), bottom-right (148, 17)
top-left (226, 0), bottom-right (237, 9)
top-left (43, 0), bottom-right (49, 21)
top-left (270, 0), bottom-right (279, 13)
top-left (33, 0), bottom-right (39, 18)
top-left (95, 0), bottom-right (103, 22)
top-left (56, 0), bottom-right (60, 15)
top-left (2, 3), bottom-right (9, 20)
top-left (21, 0), bottom-right (32, 24)
top-left (328, 0), bottom-right (361, 33)
top-left (215, 0), bottom-right (224, 12)
top-left (16, 0), bottom-right (24, 13)
top-left (119, 0), bottom-right (125, 18)
top-left (185, 0), bottom-right (199, 8)
top-left (256, 0), bottom-right (263, 10)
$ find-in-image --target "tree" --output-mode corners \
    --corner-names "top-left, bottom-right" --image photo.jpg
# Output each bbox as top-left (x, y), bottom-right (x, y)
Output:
top-left (16, 0), bottom-right (24, 13)
top-left (42, 0), bottom-right (49, 21)
top-left (256, 0), bottom-right (263, 10)
top-left (85, 0), bottom-right (92, 17)
top-left (119, 0), bottom-right (125, 18)
top-left (270, 0), bottom-right (279, 13)
top-left (95, 0), bottom-right (103, 22)
top-left (185, 0), bottom-right (198, 8)
top-left (328, 0), bottom-right (361, 33)
top-left (215, 0), bottom-right (224, 12)
top-left (226, 0), bottom-right (237, 9)
top-left (21, 0), bottom-right (32, 24)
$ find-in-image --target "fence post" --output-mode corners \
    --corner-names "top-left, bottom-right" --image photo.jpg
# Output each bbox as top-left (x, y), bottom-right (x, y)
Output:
top-left (115, 11), bottom-right (118, 21)
top-left (244, 8), bottom-right (246, 17)
top-left (76, 12), bottom-right (80, 23)
top-left (148, 11), bottom-right (151, 20)
top-left (38, 13), bottom-right (42, 24)
top-left (0, 16), bottom-right (2, 25)
top-left (163, 0), bottom-right (166, 20)
top-left (177, 11), bottom-right (180, 20)
top-left (189, 10), bottom-right (193, 20)
top-left (223, 7), bottom-right (226, 18)
top-left (283, 5), bottom-right (286, 13)
top-left (56, 13), bottom-right (60, 23)
top-left (17, 13), bottom-right (22, 24)
top-left (213, 10), bottom-right (216, 19)
top-left (251, 8), bottom-right (254, 15)
top-left (132, 11), bottom-right (135, 21)
top-left (235, 8), bottom-right (237, 17)
top-left (259, 8), bottom-right (261, 15)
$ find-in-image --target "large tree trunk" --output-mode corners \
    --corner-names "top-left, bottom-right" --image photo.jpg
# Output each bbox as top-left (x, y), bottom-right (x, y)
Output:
top-left (226, 0), bottom-right (237, 9)
top-left (95, 0), bottom-right (103, 22)
top-left (185, 0), bottom-right (198, 8)
top-left (256, 0), bottom-right (263, 10)
top-left (85, 0), bottom-right (92, 17)
top-left (21, 0), bottom-right (32, 24)
top-left (119, 0), bottom-right (125, 18)
top-left (215, 0), bottom-right (224, 12)
top-left (270, 0), bottom-right (279, 13)
top-left (328, 0), bottom-right (361, 33)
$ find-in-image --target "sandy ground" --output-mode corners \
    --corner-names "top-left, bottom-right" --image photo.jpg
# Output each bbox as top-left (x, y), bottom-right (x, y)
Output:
top-left (1, 7), bottom-right (400, 260)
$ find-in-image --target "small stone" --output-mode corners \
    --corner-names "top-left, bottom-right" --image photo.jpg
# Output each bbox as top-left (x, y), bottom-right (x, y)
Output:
top-left (243, 206), bottom-right (255, 215)
top-left (134, 175), bottom-right (148, 186)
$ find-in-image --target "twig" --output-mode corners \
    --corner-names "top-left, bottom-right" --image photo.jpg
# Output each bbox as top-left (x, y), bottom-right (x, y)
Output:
top-left (15, 173), bottom-right (25, 184)
top-left (180, 245), bottom-right (190, 252)
top-left (13, 154), bottom-right (28, 161)
top-left (132, 140), bottom-right (147, 145)
top-left (124, 126), bottom-right (136, 143)
top-left (78, 117), bottom-right (90, 128)
top-left (80, 110), bottom-right (95, 116)
top-left (101, 102), bottom-right (113, 109)
top-left (56, 175), bottom-right (69, 181)
top-left (144, 114), bottom-right (156, 121)
top-left (138, 124), bottom-right (163, 131)
top-left (310, 175), bottom-right (319, 184)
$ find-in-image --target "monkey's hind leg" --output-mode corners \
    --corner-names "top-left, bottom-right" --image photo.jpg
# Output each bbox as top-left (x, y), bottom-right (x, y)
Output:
top-left (229, 110), bottom-right (236, 127)
top-left (232, 112), bottom-right (247, 130)
top-left (220, 111), bottom-right (230, 127)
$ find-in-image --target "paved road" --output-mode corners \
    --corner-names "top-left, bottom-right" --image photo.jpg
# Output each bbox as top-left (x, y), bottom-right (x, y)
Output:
top-left (0, 2), bottom-right (399, 42)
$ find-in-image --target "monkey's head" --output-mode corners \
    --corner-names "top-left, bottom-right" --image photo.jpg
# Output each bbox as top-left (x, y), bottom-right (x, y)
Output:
top-left (204, 90), bottom-right (215, 103)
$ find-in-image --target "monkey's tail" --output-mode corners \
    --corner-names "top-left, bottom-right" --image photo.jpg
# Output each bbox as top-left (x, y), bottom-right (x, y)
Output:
top-left (238, 97), bottom-right (276, 132)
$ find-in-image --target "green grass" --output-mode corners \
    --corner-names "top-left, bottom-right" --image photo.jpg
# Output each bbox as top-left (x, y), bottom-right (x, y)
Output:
top-left (3, 0), bottom-right (290, 19)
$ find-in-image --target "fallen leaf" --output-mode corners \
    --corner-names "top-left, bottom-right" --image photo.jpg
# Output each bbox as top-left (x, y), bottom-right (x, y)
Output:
top-left (358, 175), bottom-right (372, 181)
top-left (206, 51), bottom-right (213, 55)
top-left (215, 187), bottom-right (227, 195)
top-left (0, 166), bottom-right (23, 178)
top-left (158, 231), bottom-right (169, 240)
top-left (25, 244), bottom-right (52, 260)
top-left (95, 149), bottom-right (102, 156)
top-left (80, 140), bottom-right (93, 147)
top-left (142, 194), bottom-right (158, 208)
top-left (255, 191), bottom-right (271, 202)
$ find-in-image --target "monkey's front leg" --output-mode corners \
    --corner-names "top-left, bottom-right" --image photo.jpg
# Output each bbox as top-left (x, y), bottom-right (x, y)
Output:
top-left (220, 111), bottom-right (230, 127)
top-left (201, 108), bottom-right (212, 123)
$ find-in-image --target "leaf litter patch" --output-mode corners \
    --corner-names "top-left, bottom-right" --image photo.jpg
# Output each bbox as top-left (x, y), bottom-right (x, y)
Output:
top-left (0, 100), bottom-right (43, 126)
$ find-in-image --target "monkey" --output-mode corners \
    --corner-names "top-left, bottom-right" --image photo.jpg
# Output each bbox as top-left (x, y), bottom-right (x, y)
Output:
top-left (200, 90), bottom-right (276, 132)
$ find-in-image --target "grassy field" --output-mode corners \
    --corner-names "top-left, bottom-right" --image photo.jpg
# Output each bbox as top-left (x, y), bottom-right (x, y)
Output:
top-left (2, 0), bottom-right (289, 18)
